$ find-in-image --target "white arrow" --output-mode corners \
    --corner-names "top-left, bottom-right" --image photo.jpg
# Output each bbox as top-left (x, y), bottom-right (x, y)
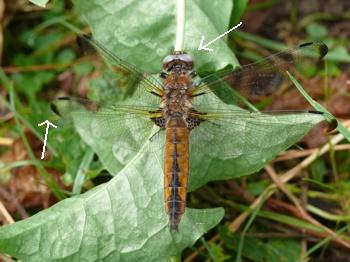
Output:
top-left (198, 21), bottom-right (243, 52)
top-left (38, 120), bottom-right (57, 159)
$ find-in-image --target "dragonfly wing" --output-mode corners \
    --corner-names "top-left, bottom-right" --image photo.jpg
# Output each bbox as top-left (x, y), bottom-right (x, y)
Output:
top-left (52, 97), bottom-right (165, 154)
top-left (186, 90), bottom-right (324, 190)
top-left (189, 91), bottom-right (324, 160)
top-left (53, 37), bottom-right (166, 171)
top-left (188, 108), bottom-right (323, 191)
top-left (81, 35), bottom-right (163, 101)
top-left (188, 41), bottom-right (328, 160)
top-left (192, 41), bottom-right (328, 100)
top-left (54, 36), bottom-right (167, 152)
top-left (190, 110), bottom-right (323, 159)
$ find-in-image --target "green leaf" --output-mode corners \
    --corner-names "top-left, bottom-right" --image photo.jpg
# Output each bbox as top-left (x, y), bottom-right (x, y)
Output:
top-left (49, 125), bottom-right (90, 185)
top-left (12, 71), bottom-right (55, 98)
top-left (55, 49), bottom-right (76, 64)
top-left (208, 243), bottom-right (231, 261)
top-left (72, 0), bottom-right (238, 73)
top-left (72, 148), bottom-right (94, 194)
top-left (0, 151), bottom-right (224, 261)
top-left (29, 0), bottom-right (50, 8)
top-left (231, 0), bottom-right (248, 26)
top-left (325, 45), bottom-right (350, 63)
top-left (306, 22), bottom-right (328, 40)
top-left (247, 180), bottom-right (269, 196)
top-left (310, 158), bottom-right (327, 182)
top-left (220, 227), bottom-right (302, 262)
top-left (73, 62), bottom-right (94, 76)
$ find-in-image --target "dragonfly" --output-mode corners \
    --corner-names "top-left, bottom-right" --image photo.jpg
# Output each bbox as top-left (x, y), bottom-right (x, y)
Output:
top-left (52, 35), bottom-right (328, 230)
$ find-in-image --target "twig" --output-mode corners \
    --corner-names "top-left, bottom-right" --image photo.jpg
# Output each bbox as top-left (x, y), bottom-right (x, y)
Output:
top-left (265, 164), bottom-right (332, 238)
top-left (0, 254), bottom-right (15, 262)
top-left (2, 55), bottom-right (91, 74)
top-left (265, 164), bottom-right (302, 210)
top-left (0, 137), bottom-right (13, 146)
top-left (228, 120), bottom-right (350, 246)
top-left (275, 144), bottom-right (350, 162)
top-left (0, 200), bottom-right (14, 224)
top-left (0, 186), bottom-right (29, 219)
top-left (300, 172), bottom-right (308, 262)
top-left (265, 198), bottom-right (350, 247)
top-left (3, 62), bottom-right (73, 73)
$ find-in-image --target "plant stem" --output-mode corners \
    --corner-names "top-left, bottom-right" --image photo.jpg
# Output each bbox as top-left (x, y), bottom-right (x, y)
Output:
top-left (174, 0), bottom-right (185, 51)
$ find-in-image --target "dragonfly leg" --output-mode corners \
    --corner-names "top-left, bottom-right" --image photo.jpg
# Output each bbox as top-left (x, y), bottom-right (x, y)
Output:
top-left (159, 71), bottom-right (168, 79)
top-left (149, 128), bottom-right (163, 142)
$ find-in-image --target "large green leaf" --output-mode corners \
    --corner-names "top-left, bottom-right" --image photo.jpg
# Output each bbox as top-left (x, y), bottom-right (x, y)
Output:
top-left (72, 0), bottom-right (238, 73)
top-left (0, 150), bottom-right (224, 261)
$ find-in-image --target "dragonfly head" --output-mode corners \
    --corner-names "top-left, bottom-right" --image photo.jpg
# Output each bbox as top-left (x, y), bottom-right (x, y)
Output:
top-left (162, 51), bottom-right (193, 72)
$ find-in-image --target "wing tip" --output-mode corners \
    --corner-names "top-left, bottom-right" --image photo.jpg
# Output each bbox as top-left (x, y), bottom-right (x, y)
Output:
top-left (299, 41), bottom-right (328, 60)
top-left (57, 96), bottom-right (70, 101)
top-left (50, 103), bottom-right (60, 116)
top-left (299, 42), bottom-right (313, 48)
top-left (319, 42), bottom-right (329, 59)
top-left (307, 110), bottom-right (324, 115)
top-left (51, 97), bottom-right (71, 116)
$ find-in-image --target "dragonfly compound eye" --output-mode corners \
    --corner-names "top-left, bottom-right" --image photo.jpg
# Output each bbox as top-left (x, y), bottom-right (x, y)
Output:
top-left (162, 52), bottom-right (194, 70)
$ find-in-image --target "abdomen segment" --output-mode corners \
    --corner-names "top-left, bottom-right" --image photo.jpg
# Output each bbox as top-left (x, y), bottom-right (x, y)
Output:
top-left (164, 117), bottom-right (189, 230)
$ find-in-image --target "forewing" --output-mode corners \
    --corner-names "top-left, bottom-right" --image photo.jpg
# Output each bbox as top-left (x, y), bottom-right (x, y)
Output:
top-left (52, 97), bottom-right (165, 155)
top-left (58, 36), bottom-right (166, 151)
top-left (53, 37), bottom-right (166, 173)
top-left (192, 42), bottom-right (328, 99)
top-left (81, 35), bottom-right (163, 100)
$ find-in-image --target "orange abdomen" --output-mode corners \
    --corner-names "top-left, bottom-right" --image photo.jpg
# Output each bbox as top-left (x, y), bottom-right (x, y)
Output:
top-left (164, 117), bottom-right (189, 230)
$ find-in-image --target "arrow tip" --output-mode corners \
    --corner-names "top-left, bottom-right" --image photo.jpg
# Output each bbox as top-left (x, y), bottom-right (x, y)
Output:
top-left (197, 36), bottom-right (213, 52)
top-left (38, 120), bottom-right (57, 128)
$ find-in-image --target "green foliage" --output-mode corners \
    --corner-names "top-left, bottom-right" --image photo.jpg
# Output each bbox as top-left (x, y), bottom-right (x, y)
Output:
top-left (220, 227), bottom-right (302, 262)
top-left (306, 22), bottom-right (328, 40)
top-left (310, 158), bottom-right (327, 183)
top-left (247, 180), bottom-right (269, 196)
top-left (231, 0), bottom-right (248, 26)
top-left (208, 243), bottom-right (231, 261)
top-left (0, 0), bottom-right (338, 261)
top-left (12, 71), bottom-right (55, 100)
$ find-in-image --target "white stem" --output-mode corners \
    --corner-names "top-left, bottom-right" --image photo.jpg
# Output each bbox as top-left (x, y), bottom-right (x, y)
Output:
top-left (174, 0), bottom-right (185, 51)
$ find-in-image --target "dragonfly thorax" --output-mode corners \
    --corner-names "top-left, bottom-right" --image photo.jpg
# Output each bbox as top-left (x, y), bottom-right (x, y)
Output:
top-left (163, 88), bottom-right (191, 115)
top-left (162, 71), bottom-right (195, 127)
